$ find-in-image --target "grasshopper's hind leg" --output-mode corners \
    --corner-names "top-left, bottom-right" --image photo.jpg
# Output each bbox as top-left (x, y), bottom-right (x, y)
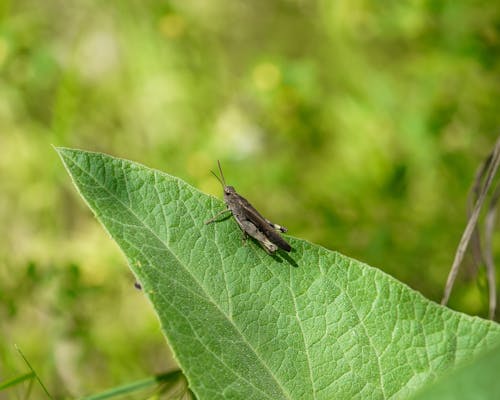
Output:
top-left (240, 220), bottom-right (278, 253)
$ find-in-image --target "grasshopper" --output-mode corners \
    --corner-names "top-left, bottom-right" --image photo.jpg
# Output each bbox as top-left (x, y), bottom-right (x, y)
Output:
top-left (205, 161), bottom-right (291, 253)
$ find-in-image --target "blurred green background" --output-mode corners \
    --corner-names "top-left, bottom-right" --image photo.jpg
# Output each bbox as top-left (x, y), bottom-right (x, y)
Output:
top-left (1, 0), bottom-right (500, 397)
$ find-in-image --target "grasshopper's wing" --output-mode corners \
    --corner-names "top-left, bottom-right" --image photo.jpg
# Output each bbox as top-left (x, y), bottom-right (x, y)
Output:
top-left (237, 195), bottom-right (291, 252)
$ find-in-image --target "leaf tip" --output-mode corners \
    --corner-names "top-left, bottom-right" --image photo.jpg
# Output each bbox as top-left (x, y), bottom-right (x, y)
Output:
top-left (53, 146), bottom-right (73, 157)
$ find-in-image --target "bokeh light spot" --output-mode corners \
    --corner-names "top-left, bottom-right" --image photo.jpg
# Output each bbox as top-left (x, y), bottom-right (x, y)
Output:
top-left (252, 62), bottom-right (281, 91)
top-left (159, 14), bottom-right (186, 39)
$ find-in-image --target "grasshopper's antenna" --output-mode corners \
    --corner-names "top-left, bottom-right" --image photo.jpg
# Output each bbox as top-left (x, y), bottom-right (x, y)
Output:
top-left (217, 160), bottom-right (226, 186)
top-left (210, 160), bottom-right (226, 188)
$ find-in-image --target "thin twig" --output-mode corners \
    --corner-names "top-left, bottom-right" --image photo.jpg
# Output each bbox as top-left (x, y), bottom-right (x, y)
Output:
top-left (484, 182), bottom-right (500, 319)
top-left (466, 157), bottom-right (490, 276)
top-left (442, 137), bottom-right (500, 306)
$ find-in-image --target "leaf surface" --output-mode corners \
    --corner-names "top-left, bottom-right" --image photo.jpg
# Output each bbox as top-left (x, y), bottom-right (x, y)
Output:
top-left (412, 343), bottom-right (500, 399)
top-left (58, 148), bottom-right (500, 399)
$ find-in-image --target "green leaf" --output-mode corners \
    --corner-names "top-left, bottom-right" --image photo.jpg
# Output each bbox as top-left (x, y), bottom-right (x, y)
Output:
top-left (0, 372), bottom-right (34, 391)
top-left (57, 148), bottom-right (500, 400)
top-left (412, 343), bottom-right (500, 399)
top-left (80, 370), bottom-right (187, 400)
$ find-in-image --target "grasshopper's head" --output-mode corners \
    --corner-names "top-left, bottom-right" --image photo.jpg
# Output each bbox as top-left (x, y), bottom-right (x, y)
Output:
top-left (223, 185), bottom-right (236, 198)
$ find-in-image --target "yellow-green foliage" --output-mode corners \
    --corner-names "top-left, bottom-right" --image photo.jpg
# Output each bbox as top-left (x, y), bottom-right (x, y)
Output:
top-left (1, 1), bottom-right (499, 397)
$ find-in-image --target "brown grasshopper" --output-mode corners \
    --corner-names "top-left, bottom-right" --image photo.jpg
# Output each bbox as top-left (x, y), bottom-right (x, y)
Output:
top-left (205, 161), bottom-right (291, 253)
